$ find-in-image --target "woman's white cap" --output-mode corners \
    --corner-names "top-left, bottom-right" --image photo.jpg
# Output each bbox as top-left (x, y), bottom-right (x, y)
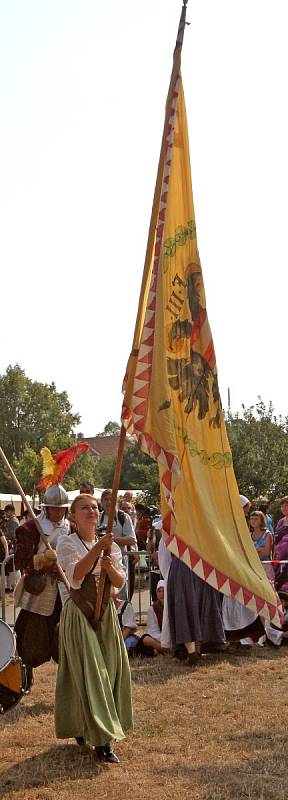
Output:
top-left (239, 494), bottom-right (250, 508)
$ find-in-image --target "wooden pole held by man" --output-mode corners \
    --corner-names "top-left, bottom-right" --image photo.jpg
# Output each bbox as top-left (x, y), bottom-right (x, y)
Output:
top-left (0, 446), bottom-right (70, 591)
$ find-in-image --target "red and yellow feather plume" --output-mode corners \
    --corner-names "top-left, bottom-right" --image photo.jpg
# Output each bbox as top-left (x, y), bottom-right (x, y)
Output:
top-left (37, 444), bottom-right (89, 490)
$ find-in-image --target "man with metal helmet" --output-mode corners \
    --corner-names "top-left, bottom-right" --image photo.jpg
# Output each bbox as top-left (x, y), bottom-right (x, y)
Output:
top-left (42, 485), bottom-right (70, 520)
top-left (14, 484), bottom-right (70, 690)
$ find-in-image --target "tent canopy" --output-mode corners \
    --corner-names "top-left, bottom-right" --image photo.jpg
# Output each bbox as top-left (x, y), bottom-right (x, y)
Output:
top-left (0, 488), bottom-right (142, 516)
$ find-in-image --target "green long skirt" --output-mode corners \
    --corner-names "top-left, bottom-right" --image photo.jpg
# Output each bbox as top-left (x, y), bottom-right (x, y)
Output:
top-left (55, 598), bottom-right (133, 747)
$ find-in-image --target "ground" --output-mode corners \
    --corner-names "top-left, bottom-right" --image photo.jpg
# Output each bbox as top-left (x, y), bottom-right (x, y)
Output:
top-left (0, 644), bottom-right (287, 800)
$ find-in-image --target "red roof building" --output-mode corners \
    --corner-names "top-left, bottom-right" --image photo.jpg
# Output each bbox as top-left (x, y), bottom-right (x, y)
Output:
top-left (77, 434), bottom-right (132, 460)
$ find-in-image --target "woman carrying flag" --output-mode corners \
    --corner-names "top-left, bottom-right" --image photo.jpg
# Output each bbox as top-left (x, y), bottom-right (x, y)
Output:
top-left (55, 493), bottom-right (133, 764)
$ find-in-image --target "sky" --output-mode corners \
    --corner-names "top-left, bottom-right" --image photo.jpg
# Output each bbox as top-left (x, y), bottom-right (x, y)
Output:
top-left (1, 0), bottom-right (287, 435)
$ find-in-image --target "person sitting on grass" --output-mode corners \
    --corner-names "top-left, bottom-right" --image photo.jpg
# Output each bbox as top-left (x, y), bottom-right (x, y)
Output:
top-left (114, 595), bottom-right (140, 656)
top-left (141, 580), bottom-right (167, 655)
top-left (265, 590), bottom-right (288, 647)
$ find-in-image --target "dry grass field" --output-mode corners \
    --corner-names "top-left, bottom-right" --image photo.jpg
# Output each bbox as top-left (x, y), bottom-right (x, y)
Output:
top-left (0, 644), bottom-right (287, 800)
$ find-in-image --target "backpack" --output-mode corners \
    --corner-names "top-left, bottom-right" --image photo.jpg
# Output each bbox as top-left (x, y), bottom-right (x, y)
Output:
top-left (99, 510), bottom-right (125, 529)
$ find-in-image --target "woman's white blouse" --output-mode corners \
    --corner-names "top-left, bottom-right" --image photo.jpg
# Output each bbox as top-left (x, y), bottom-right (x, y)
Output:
top-left (56, 533), bottom-right (126, 590)
top-left (146, 606), bottom-right (161, 641)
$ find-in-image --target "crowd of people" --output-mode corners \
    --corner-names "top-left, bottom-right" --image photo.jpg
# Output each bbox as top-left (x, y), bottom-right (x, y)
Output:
top-left (0, 486), bottom-right (288, 761)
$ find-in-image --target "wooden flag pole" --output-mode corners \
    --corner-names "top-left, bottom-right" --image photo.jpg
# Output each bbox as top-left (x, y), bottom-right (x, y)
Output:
top-left (94, 424), bottom-right (127, 622)
top-left (0, 446), bottom-right (70, 591)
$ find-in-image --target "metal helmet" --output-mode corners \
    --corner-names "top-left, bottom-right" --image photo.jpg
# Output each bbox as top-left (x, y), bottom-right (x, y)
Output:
top-left (42, 484), bottom-right (69, 508)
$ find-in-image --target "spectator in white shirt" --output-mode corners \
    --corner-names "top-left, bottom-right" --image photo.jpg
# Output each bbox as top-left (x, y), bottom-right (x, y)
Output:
top-left (114, 596), bottom-right (140, 654)
top-left (142, 580), bottom-right (167, 654)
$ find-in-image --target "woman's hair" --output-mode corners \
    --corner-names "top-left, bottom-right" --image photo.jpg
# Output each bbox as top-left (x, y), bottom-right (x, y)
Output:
top-left (280, 496), bottom-right (288, 505)
top-left (122, 491), bottom-right (133, 501)
top-left (259, 501), bottom-right (269, 513)
top-left (79, 480), bottom-right (94, 495)
top-left (250, 510), bottom-right (266, 530)
top-left (70, 493), bottom-right (97, 514)
top-left (101, 489), bottom-right (112, 501)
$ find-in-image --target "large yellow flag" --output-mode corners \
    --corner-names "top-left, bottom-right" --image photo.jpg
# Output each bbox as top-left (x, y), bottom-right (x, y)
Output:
top-left (122, 3), bottom-right (281, 626)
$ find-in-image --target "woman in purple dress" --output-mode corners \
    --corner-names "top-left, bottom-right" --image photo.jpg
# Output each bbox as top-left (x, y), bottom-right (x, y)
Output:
top-left (274, 497), bottom-right (288, 593)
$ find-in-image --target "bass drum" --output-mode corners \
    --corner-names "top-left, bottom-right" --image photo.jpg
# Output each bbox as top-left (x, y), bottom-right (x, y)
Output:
top-left (0, 619), bottom-right (27, 713)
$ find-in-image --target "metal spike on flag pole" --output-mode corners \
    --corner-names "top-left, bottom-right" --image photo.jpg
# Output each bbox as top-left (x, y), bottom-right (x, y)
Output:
top-left (120, 1), bottom-right (282, 627)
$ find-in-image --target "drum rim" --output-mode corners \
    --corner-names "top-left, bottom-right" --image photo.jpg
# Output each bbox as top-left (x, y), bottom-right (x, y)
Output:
top-left (0, 619), bottom-right (16, 671)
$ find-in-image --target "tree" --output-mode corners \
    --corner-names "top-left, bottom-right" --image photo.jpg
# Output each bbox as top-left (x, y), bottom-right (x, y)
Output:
top-left (97, 421), bottom-right (121, 437)
top-left (12, 446), bottom-right (42, 496)
top-left (96, 400), bottom-right (288, 505)
top-left (63, 449), bottom-right (100, 492)
top-left (94, 441), bottom-right (160, 504)
top-left (120, 442), bottom-right (160, 503)
top-left (93, 455), bottom-right (116, 490)
top-left (0, 365), bottom-right (80, 460)
top-left (226, 399), bottom-right (288, 499)
top-left (0, 364), bottom-right (81, 492)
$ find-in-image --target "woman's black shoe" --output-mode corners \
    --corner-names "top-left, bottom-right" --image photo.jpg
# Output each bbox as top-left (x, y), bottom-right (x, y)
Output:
top-left (96, 745), bottom-right (119, 763)
top-left (187, 652), bottom-right (201, 666)
top-left (173, 644), bottom-right (188, 661)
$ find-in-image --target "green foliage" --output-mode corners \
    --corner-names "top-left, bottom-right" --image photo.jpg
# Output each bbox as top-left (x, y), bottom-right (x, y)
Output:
top-left (93, 455), bottom-right (116, 489)
top-left (226, 398), bottom-right (288, 500)
top-left (120, 442), bottom-right (160, 503)
top-left (87, 399), bottom-right (288, 507)
top-left (134, 476), bottom-right (160, 507)
top-left (92, 441), bottom-right (160, 504)
top-left (61, 450), bottom-right (100, 492)
top-left (11, 446), bottom-right (42, 496)
top-left (1, 366), bottom-right (287, 508)
top-left (0, 365), bottom-right (79, 459)
top-left (97, 421), bottom-right (121, 437)
top-left (0, 364), bottom-right (80, 493)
